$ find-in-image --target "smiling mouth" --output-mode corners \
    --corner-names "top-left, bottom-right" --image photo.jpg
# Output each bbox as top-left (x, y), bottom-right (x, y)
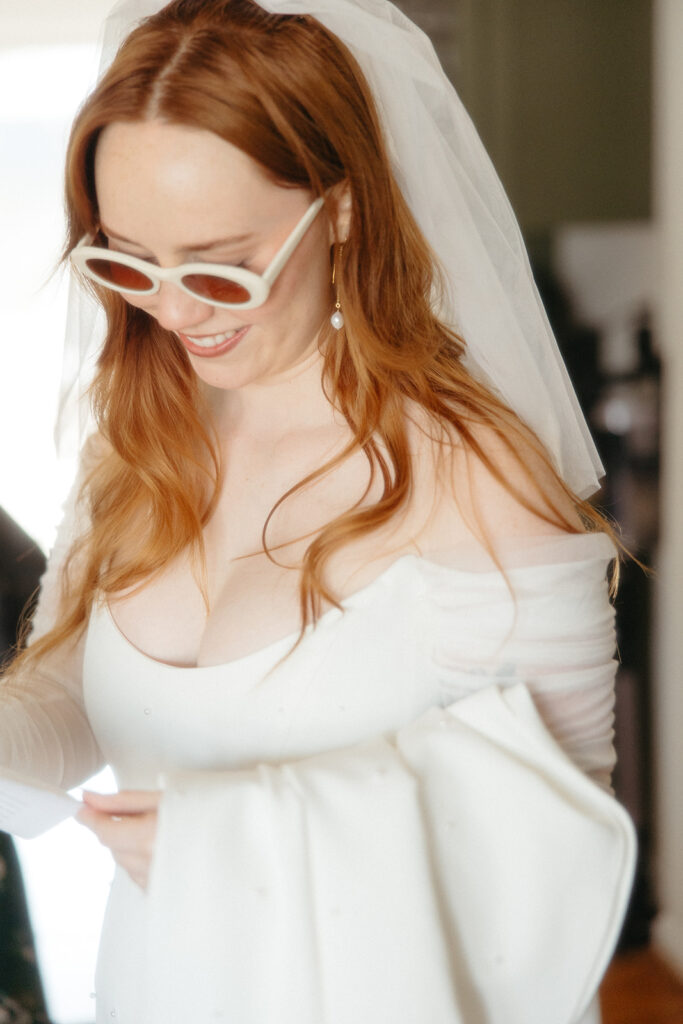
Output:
top-left (177, 326), bottom-right (250, 358)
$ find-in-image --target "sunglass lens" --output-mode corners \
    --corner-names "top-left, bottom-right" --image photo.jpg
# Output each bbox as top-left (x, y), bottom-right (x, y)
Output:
top-left (182, 273), bottom-right (251, 305)
top-left (86, 258), bottom-right (154, 292)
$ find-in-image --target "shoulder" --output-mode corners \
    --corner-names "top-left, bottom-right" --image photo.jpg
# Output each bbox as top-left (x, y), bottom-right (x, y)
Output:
top-left (452, 419), bottom-right (584, 538)
top-left (406, 405), bottom-right (584, 554)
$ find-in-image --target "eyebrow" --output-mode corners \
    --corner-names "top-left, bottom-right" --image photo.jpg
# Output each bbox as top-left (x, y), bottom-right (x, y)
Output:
top-left (99, 224), bottom-right (255, 251)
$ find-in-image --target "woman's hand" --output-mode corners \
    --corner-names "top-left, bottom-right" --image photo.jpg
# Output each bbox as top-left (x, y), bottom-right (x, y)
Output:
top-left (76, 789), bottom-right (161, 890)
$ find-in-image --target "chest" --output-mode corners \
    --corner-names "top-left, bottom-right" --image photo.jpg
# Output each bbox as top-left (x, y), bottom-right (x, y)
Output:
top-left (108, 435), bottom-right (437, 667)
top-left (106, 406), bottom-right (480, 668)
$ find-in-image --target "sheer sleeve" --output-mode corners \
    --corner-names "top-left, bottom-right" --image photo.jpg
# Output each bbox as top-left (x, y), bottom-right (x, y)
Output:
top-left (421, 532), bottom-right (619, 791)
top-left (0, 439), bottom-right (104, 789)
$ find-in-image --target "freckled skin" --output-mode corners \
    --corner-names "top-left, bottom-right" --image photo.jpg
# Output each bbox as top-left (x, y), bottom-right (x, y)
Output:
top-left (94, 120), bottom-right (342, 396)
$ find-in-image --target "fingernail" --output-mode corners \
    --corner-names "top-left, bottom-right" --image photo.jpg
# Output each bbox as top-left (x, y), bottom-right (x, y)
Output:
top-left (82, 790), bottom-right (109, 800)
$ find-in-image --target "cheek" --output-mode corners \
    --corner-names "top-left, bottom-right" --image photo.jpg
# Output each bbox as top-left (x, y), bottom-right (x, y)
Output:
top-left (266, 244), bottom-right (332, 321)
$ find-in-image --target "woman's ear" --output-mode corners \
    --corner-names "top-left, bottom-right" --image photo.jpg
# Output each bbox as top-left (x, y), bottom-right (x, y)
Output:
top-left (328, 181), bottom-right (352, 244)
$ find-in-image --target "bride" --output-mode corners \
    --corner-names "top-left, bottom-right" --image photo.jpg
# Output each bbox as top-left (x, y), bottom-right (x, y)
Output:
top-left (0, 1), bottom-right (633, 1021)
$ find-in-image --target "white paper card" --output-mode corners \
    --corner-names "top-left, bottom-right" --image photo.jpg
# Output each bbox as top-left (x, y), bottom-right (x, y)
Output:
top-left (0, 768), bottom-right (81, 839)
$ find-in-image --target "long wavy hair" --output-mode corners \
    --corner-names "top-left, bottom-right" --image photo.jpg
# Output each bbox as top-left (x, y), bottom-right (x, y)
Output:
top-left (13, 0), bottom-right (615, 671)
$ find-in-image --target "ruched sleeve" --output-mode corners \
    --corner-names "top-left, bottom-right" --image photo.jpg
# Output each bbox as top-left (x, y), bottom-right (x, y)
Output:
top-left (0, 441), bottom-right (104, 789)
top-left (419, 532), bottom-right (619, 791)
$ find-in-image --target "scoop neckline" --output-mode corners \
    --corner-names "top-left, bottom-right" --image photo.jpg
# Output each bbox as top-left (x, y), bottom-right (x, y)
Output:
top-left (100, 551), bottom-right (415, 675)
top-left (97, 532), bottom-right (616, 674)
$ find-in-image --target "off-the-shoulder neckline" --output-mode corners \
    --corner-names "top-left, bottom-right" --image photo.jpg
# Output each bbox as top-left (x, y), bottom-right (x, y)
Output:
top-left (95, 532), bottom-right (617, 674)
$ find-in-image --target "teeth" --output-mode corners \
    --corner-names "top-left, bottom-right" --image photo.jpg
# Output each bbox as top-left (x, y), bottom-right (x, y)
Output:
top-left (184, 328), bottom-right (242, 348)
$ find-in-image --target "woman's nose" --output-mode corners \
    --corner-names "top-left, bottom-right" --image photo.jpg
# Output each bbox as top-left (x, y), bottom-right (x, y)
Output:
top-left (150, 281), bottom-right (214, 333)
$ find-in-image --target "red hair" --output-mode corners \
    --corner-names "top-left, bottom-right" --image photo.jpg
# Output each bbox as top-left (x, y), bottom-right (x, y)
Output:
top-left (13, 0), bottom-right (614, 669)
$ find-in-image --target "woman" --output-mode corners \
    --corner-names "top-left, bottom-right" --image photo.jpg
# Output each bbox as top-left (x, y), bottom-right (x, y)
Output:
top-left (0, 1), bottom-right (634, 1021)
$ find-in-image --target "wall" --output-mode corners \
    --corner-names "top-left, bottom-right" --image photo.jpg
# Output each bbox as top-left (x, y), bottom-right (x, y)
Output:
top-left (652, 0), bottom-right (683, 978)
top-left (443, 0), bottom-right (652, 236)
top-left (0, 0), bottom-right (114, 49)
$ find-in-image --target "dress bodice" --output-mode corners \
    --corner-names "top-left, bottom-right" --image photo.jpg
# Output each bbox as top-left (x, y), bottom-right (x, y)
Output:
top-left (82, 534), bottom-right (618, 791)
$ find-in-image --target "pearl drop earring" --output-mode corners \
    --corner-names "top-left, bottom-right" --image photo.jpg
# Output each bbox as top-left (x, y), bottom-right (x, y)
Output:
top-left (330, 244), bottom-right (344, 330)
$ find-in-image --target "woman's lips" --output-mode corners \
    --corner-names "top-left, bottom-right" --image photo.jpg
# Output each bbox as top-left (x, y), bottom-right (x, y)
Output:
top-left (177, 325), bottom-right (250, 358)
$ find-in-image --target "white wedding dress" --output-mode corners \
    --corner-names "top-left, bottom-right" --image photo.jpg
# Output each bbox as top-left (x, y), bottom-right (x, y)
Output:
top-left (0, 485), bottom-right (628, 1023)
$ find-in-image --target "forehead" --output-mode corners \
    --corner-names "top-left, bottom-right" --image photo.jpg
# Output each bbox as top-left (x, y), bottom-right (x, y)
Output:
top-left (94, 120), bottom-right (299, 247)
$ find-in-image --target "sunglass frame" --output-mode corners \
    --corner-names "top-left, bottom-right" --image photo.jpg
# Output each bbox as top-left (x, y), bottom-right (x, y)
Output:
top-left (70, 196), bottom-right (325, 310)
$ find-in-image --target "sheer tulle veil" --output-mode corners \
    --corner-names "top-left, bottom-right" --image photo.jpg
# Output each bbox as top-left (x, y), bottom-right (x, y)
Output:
top-left (57, 0), bottom-right (604, 498)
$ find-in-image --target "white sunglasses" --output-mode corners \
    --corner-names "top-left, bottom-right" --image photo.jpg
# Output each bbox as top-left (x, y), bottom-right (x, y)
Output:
top-left (70, 196), bottom-right (325, 310)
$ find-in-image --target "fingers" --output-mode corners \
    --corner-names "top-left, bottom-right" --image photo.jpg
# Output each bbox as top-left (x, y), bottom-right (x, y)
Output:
top-left (76, 806), bottom-right (154, 845)
top-left (76, 810), bottom-right (157, 889)
top-left (81, 788), bottom-right (161, 814)
top-left (76, 791), bottom-right (160, 890)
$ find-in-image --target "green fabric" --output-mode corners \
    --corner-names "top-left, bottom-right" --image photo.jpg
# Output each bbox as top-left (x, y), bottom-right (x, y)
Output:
top-left (0, 832), bottom-right (50, 1022)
